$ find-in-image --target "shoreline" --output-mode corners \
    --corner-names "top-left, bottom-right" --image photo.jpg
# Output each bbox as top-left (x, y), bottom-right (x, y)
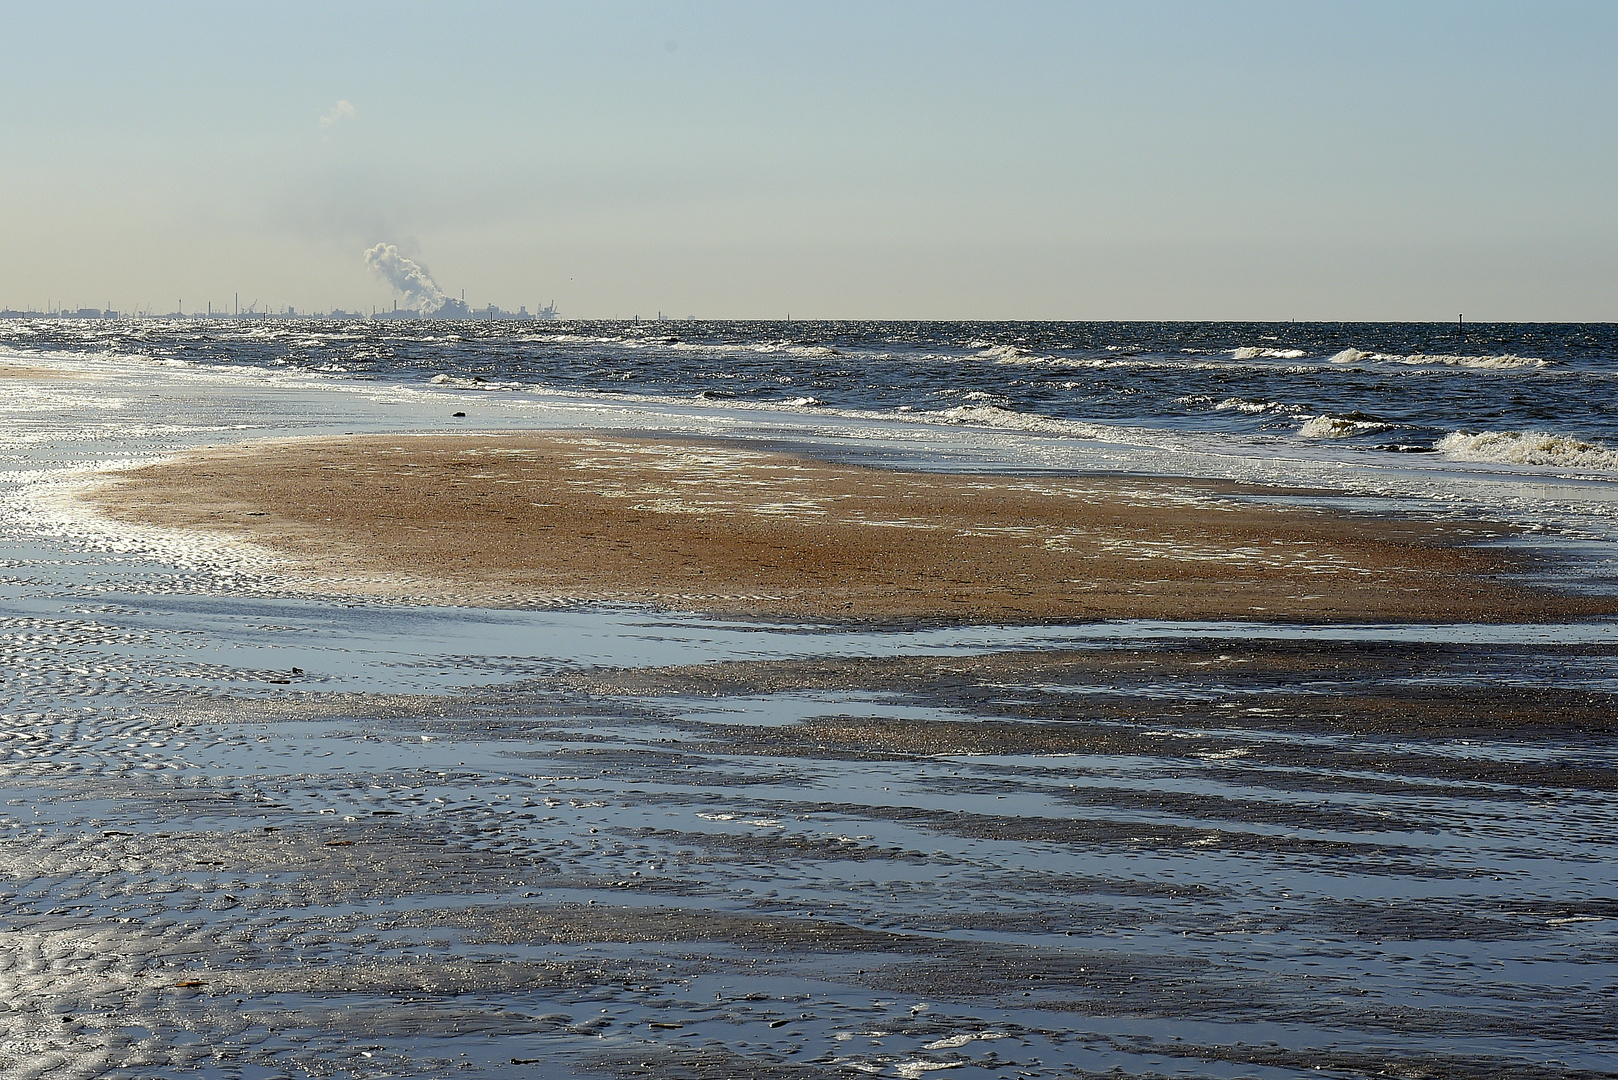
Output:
top-left (81, 430), bottom-right (1614, 624)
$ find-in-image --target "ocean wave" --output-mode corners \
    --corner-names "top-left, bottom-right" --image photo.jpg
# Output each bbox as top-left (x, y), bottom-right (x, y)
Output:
top-left (1, 345), bottom-right (155, 370)
top-left (1020, 356), bottom-right (1131, 370)
top-left (1215, 397), bottom-right (1298, 416)
top-left (1231, 347), bottom-right (1306, 360)
top-left (1398, 353), bottom-right (1547, 369)
top-left (664, 340), bottom-right (842, 358)
top-left (1298, 414), bottom-right (1394, 439)
top-left (515, 333), bottom-right (622, 346)
top-left (1435, 430), bottom-right (1618, 470)
top-left (931, 403), bottom-right (1113, 439)
top-left (1331, 348), bottom-right (1546, 369)
top-left (973, 343), bottom-right (1045, 363)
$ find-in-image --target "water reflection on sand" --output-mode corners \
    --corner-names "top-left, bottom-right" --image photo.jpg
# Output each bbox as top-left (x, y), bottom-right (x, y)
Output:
top-left (2, 592), bottom-right (1615, 1078)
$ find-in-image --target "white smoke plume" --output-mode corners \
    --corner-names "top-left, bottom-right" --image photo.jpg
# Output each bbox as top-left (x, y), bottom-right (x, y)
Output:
top-left (319, 100), bottom-right (357, 129)
top-left (364, 243), bottom-right (449, 314)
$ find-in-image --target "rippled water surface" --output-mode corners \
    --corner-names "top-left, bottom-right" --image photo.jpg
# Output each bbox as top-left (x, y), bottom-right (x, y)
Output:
top-left (5, 318), bottom-right (1618, 458)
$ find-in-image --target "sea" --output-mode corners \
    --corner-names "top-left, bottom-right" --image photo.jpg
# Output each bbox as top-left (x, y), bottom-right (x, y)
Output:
top-left (8, 318), bottom-right (1618, 452)
top-left (8, 318), bottom-right (1618, 527)
top-left (1, 319), bottom-right (1615, 1079)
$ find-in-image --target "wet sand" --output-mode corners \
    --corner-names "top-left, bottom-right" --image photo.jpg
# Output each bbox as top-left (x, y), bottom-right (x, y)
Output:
top-left (5, 637), bottom-right (1614, 1079)
top-left (85, 431), bottom-right (1610, 623)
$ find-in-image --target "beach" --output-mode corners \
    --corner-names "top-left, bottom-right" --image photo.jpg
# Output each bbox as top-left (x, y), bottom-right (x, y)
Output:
top-left (84, 431), bottom-right (1606, 623)
top-left (2, 329), bottom-right (1616, 1079)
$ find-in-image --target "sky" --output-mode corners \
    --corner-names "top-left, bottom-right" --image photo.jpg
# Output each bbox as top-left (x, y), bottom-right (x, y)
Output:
top-left (1, 0), bottom-right (1614, 321)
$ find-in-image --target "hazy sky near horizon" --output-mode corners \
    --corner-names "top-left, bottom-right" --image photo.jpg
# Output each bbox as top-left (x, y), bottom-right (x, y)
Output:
top-left (2, 1), bottom-right (1614, 320)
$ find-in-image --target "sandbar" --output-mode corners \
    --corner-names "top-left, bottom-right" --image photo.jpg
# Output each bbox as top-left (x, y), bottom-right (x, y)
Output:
top-left (84, 431), bottom-right (1610, 622)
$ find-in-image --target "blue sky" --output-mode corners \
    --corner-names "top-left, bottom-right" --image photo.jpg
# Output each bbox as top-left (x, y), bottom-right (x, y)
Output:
top-left (2, 1), bottom-right (1614, 319)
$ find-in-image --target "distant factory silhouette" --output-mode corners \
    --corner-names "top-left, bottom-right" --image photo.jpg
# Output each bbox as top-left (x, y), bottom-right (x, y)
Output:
top-left (0, 297), bottom-right (560, 322)
top-left (1, 243), bottom-right (562, 321)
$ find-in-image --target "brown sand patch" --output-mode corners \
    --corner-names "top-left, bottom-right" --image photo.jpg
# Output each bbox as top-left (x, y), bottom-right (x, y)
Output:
top-left (83, 431), bottom-right (1608, 622)
top-left (0, 361), bottom-right (72, 378)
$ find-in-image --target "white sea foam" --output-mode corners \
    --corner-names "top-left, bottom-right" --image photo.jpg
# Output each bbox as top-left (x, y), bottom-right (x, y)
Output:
top-left (1298, 415), bottom-right (1393, 439)
top-left (974, 343), bottom-right (1044, 363)
top-left (1215, 397), bottom-right (1296, 415)
top-left (664, 340), bottom-right (841, 358)
top-left (894, 1062), bottom-right (965, 1078)
top-left (1331, 348), bottom-right (1546, 369)
top-left (923, 1032), bottom-right (1006, 1050)
top-left (1436, 430), bottom-right (1618, 471)
top-left (1231, 347), bottom-right (1307, 360)
top-left (1400, 353), bottom-right (1546, 369)
top-left (429, 374), bottom-right (520, 390)
top-left (932, 403), bottom-right (1114, 440)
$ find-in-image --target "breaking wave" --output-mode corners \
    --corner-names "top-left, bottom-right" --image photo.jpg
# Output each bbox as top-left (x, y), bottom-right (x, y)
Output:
top-left (1298, 414), bottom-right (1396, 439)
top-left (931, 403), bottom-right (1115, 439)
top-left (1215, 397), bottom-right (1298, 416)
top-left (1331, 348), bottom-right (1547, 369)
top-left (972, 343), bottom-right (1045, 363)
top-left (1231, 347), bottom-right (1307, 360)
top-left (1435, 430), bottom-right (1618, 471)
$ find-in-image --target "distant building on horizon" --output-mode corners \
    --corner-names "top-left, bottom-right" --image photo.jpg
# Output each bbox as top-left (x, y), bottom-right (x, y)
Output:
top-left (0, 298), bottom-right (561, 322)
top-left (370, 298), bottom-right (558, 321)
top-left (0, 307), bottom-right (119, 319)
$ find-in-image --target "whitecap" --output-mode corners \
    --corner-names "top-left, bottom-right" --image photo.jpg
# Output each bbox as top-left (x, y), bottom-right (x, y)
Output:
top-left (1333, 348), bottom-right (1547, 369)
top-left (974, 343), bottom-right (1042, 363)
top-left (1436, 430), bottom-right (1618, 470)
top-left (1298, 415), bottom-right (1393, 438)
top-left (1231, 347), bottom-right (1306, 360)
top-left (1395, 352), bottom-right (1547, 369)
top-left (934, 404), bottom-right (1111, 439)
top-left (1215, 397), bottom-right (1296, 415)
